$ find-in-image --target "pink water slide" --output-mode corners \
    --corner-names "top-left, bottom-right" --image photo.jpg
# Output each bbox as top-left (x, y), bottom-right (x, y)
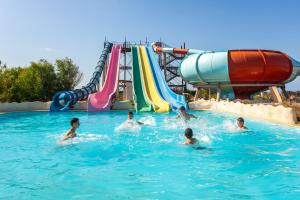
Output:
top-left (87, 45), bottom-right (121, 112)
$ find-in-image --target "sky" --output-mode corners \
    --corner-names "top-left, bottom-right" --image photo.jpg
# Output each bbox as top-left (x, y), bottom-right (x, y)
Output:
top-left (0, 0), bottom-right (299, 90)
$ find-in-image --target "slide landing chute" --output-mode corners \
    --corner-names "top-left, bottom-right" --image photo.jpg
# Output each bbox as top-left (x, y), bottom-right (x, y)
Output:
top-left (131, 46), bottom-right (152, 112)
top-left (138, 46), bottom-right (170, 112)
top-left (87, 45), bottom-right (121, 112)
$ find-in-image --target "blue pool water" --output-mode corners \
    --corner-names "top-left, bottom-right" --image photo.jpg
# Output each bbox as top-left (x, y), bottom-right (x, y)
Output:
top-left (0, 111), bottom-right (300, 199)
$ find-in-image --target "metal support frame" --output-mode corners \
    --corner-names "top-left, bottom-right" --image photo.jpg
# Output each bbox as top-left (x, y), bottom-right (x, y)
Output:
top-left (194, 88), bottom-right (200, 101)
top-left (280, 85), bottom-right (289, 99)
top-left (216, 83), bottom-right (221, 102)
top-left (269, 86), bottom-right (283, 103)
top-left (156, 42), bottom-right (187, 94)
top-left (118, 40), bottom-right (133, 101)
top-left (195, 83), bottom-right (286, 101)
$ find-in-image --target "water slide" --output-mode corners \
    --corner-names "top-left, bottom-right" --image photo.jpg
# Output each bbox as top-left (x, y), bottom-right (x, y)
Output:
top-left (179, 50), bottom-right (295, 99)
top-left (146, 46), bottom-right (187, 111)
top-left (138, 46), bottom-right (170, 112)
top-left (87, 45), bottom-right (121, 112)
top-left (152, 43), bottom-right (300, 99)
top-left (50, 42), bottom-right (112, 111)
top-left (131, 46), bottom-right (152, 112)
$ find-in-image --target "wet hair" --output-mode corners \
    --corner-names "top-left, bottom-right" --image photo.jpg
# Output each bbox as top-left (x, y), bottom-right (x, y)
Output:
top-left (237, 117), bottom-right (244, 123)
top-left (184, 128), bottom-right (193, 139)
top-left (179, 106), bottom-right (185, 111)
top-left (70, 117), bottom-right (79, 126)
top-left (128, 111), bottom-right (133, 115)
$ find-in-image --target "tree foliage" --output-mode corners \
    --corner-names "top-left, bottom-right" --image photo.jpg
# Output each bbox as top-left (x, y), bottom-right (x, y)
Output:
top-left (0, 58), bottom-right (82, 102)
top-left (55, 57), bottom-right (83, 91)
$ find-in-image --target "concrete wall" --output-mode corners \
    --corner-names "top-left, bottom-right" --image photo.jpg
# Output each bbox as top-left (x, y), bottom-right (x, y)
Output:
top-left (72, 101), bottom-right (87, 110)
top-left (73, 100), bottom-right (134, 110)
top-left (189, 99), bottom-right (298, 125)
top-left (0, 101), bottom-right (51, 112)
top-left (112, 100), bottom-right (134, 110)
top-left (0, 101), bottom-right (87, 112)
top-left (0, 100), bottom-right (134, 112)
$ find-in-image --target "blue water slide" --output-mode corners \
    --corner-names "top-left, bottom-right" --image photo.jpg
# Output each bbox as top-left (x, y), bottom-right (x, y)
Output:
top-left (50, 42), bottom-right (113, 111)
top-left (146, 46), bottom-right (187, 111)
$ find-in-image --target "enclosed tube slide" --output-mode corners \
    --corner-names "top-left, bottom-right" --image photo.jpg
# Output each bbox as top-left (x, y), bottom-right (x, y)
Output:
top-left (152, 43), bottom-right (299, 99)
top-left (180, 50), bottom-right (294, 99)
top-left (228, 50), bottom-right (293, 98)
top-left (285, 57), bottom-right (300, 83)
top-left (50, 42), bottom-right (112, 111)
top-left (146, 46), bottom-right (187, 111)
top-left (87, 45), bottom-right (121, 112)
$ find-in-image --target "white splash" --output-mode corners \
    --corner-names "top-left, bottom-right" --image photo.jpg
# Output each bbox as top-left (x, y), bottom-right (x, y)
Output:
top-left (223, 120), bottom-right (238, 131)
top-left (139, 116), bottom-right (156, 126)
top-left (114, 120), bottom-right (141, 133)
top-left (199, 135), bottom-right (212, 144)
top-left (163, 117), bottom-right (188, 130)
top-left (56, 133), bottom-right (109, 145)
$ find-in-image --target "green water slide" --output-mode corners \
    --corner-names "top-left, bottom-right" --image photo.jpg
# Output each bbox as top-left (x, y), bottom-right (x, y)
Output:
top-left (131, 46), bottom-right (152, 112)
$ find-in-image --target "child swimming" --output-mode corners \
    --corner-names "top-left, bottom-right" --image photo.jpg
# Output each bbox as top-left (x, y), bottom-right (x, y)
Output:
top-left (177, 106), bottom-right (197, 121)
top-left (62, 118), bottom-right (80, 141)
top-left (127, 111), bottom-right (144, 125)
top-left (237, 117), bottom-right (247, 129)
top-left (183, 128), bottom-right (205, 150)
top-left (115, 112), bottom-right (143, 132)
top-left (183, 128), bottom-right (198, 145)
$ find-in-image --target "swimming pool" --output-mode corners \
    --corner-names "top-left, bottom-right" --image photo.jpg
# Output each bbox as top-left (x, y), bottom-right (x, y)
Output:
top-left (0, 111), bottom-right (300, 199)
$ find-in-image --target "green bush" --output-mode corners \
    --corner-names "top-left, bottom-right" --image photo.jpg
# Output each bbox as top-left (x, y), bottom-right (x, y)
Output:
top-left (0, 58), bottom-right (82, 102)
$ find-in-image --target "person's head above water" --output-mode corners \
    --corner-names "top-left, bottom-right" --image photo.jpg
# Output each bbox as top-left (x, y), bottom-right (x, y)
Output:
top-left (70, 117), bottom-right (79, 128)
top-left (128, 111), bottom-right (134, 120)
top-left (237, 117), bottom-right (245, 128)
top-left (179, 106), bottom-right (186, 113)
top-left (184, 128), bottom-right (193, 139)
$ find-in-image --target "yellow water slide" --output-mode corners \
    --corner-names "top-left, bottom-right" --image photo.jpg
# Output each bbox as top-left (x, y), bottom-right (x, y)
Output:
top-left (138, 46), bottom-right (170, 112)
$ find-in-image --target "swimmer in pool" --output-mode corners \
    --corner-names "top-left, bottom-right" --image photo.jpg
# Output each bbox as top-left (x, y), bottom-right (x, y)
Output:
top-left (183, 128), bottom-right (198, 145)
top-left (127, 111), bottom-right (144, 125)
top-left (183, 128), bottom-right (205, 150)
top-left (176, 106), bottom-right (197, 121)
top-left (62, 118), bottom-right (79, 141)
top-left (237, 117), bottom-right (248, 129)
